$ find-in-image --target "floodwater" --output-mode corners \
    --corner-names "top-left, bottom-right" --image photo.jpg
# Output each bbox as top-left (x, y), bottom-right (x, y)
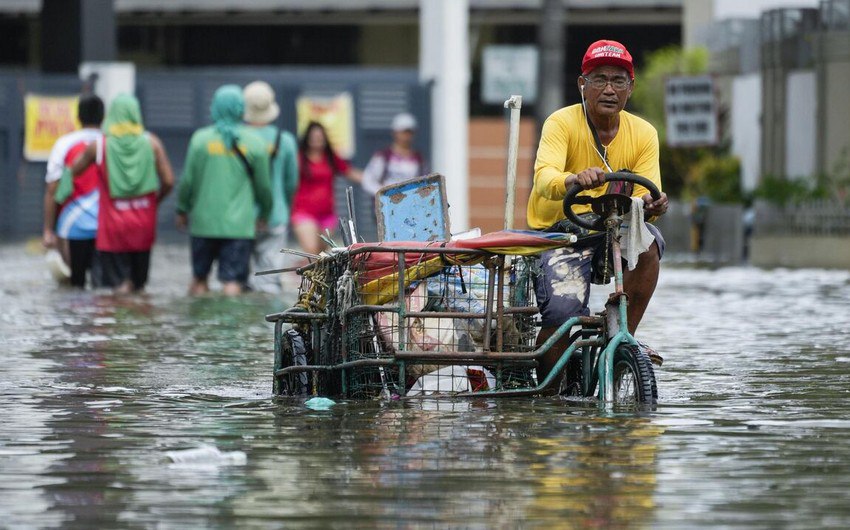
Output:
top-left (2, 242), bottom-right (850, 529)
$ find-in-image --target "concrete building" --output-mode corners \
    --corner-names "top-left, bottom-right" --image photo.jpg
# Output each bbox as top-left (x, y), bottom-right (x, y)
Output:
top-left (703, 0), bottom-right (850, 268)
top-left (2, 1), bottom-right (685, 104)
top-left (707, 0), bottom-right (850, 188)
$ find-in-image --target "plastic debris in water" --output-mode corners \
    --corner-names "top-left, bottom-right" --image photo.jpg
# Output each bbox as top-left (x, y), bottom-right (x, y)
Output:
top-left (165, 444), bottom-right (247, 467)
top-left (304, 397), bottom-right (336, 410)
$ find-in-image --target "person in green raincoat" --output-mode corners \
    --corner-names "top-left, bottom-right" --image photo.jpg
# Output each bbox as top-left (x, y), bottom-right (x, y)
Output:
top-left (71, 93), bottom-right (175, 293)
top-left (176, 84), bottom-right (272, 296)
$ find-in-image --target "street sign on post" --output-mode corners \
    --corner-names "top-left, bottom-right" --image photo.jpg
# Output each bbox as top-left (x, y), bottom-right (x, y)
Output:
top-left (664, 75), bottom-right (718, 147)
top-left (482, 45), bottom-right (539, 105)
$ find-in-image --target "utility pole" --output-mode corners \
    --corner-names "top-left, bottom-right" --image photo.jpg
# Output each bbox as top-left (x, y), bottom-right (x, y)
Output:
top-left (420, 0), bottom-right (470, 232)
top-left (537, 0), bottom-right (566, 124)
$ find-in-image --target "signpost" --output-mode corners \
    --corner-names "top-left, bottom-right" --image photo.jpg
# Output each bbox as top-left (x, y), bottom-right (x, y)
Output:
top-left (664, 75), bottom-right (718, 147)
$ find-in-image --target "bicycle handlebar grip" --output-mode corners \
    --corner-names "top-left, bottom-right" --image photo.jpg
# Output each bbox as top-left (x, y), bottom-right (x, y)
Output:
top-left (601, 171), bottom-right (661, 200)
top-left (563, 172), bottom-right (661, 212)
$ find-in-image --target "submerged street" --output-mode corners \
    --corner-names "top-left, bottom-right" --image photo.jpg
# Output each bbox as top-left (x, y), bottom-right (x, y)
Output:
top-left (2, 243), bottom-right (850, 528)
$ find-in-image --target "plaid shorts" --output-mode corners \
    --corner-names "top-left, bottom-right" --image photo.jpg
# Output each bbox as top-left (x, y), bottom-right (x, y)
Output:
top-left (533, 223), bottom-right (665, 327)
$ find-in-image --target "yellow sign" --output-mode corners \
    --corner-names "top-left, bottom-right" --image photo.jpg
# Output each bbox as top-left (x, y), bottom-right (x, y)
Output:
top-left (296, 92), bottom-right (355, 159)
top-left (24, 94), bottom-right (81, 162)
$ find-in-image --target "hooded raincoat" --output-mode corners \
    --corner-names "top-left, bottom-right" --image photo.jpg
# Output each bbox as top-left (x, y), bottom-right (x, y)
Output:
top-left (95, 94), bottom-right (161, 253)
top-left (177, 85), bottom-right (272, 239)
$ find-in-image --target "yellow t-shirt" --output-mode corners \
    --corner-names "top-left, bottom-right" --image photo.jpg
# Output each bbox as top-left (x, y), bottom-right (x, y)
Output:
top-left (527, 104), bottom-right (662, 230)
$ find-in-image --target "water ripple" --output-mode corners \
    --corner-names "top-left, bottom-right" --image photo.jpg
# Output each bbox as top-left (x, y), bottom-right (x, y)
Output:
top-left (1, 245), bottom-right (850, 528)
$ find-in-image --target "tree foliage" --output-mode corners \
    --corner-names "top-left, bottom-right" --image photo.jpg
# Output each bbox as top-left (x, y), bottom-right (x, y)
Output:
top-left (687, 155), bottom-right (742, 203)
top-left (630, 45), bottom-right (710, 142)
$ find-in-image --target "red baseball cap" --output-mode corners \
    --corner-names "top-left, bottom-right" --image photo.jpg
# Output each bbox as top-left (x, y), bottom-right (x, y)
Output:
top-left (581, 40), bottom-right (634, 79)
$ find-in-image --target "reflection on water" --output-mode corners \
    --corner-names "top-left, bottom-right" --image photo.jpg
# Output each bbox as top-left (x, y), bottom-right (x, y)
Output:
top-left (2, 243), bottom-right (850, 528)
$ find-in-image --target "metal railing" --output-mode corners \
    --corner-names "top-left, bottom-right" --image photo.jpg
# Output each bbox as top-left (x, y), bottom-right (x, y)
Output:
top-left (754, 199), bottom-right (850, 236)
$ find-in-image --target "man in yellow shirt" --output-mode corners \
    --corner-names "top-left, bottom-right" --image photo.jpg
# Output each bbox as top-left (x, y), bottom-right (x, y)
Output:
top-left (529, 39), bottom-right (669, 381)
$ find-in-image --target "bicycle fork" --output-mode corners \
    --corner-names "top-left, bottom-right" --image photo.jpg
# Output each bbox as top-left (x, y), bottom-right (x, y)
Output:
top-left (597, 215), bottom-right (639, 403)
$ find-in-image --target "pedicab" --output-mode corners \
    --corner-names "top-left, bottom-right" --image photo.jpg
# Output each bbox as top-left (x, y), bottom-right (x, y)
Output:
top-left (264, 97), bottom-right (660, 404)
top-left (264, 169), bottom-right (660, 404)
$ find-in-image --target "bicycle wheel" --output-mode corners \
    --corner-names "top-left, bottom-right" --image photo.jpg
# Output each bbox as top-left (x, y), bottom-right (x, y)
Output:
top-left (276, 328), bottom-right (311, 396)
top-left (558, 354), bottom-right (584, 397)
top-left (611, 344), bottom-right (657, 405)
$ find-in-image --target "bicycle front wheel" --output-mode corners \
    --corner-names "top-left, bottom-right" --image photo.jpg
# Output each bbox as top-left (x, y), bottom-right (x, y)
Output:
top-left (611, 344), bottom-right (658, 405)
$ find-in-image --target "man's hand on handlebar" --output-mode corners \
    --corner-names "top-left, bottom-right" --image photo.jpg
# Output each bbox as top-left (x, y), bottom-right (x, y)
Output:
top-left (643, 192), bottom-right (669, 217)
top-left (566, 167), bottom-right (606, 190)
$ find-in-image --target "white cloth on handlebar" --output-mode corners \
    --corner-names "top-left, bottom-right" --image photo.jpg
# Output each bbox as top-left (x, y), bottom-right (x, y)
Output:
top-left (619, 197), bottom-right (655, 270)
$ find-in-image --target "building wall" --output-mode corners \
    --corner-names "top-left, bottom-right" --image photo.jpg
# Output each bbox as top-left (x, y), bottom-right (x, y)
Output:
top-left (817, 31), bottom-right (850, 176)
top-left (760, 64), bottom-right (785, 177)
top-left (358, 24), bottom-right (419, 66)
top-left (784, 69), bottom-right (816, 178)
top-left (751, 236), bottom-right (850, 269)
top-left (731, 73), bottom-right (761, 191)
top-left (468, 117), bottom-right (536, 232)
top-left (683, 0), bottom-right (714, 49)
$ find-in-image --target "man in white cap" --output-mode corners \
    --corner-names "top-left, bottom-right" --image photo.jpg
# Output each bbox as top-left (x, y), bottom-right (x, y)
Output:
top-left (243, 80), bottom-right (299, 293)
top-left (361, 112), bottom-right (428, 195)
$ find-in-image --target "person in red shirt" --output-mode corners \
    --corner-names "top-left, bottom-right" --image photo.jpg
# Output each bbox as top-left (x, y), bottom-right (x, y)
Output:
top-left (290, 121), bottom-right (361, 256)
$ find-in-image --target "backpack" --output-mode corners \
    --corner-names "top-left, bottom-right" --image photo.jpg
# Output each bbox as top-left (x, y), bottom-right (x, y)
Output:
top-left (378, 147), bottom-right (424, 186)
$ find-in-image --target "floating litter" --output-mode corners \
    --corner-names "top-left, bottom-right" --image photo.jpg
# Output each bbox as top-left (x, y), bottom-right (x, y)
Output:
top-left (165, 444), bottom-right (247, 467)
top-left (304, 397), bottom-right (336, 411)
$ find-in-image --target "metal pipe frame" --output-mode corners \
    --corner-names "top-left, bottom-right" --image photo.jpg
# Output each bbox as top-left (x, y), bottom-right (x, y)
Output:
top-left (274, 358), bottom-right (395, 377)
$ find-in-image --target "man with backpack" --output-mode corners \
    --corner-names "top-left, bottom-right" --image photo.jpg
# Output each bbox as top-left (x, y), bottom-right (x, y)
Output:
top-left (242, 80), bottom-right (299, 293)
top-left (361, 112), bottom-right (427, 195)
top-left (176, 84), bottom-right (272, 296)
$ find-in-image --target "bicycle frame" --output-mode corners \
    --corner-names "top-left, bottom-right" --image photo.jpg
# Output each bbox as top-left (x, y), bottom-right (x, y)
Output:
top-left (456, 211), bottom-right (634, 401)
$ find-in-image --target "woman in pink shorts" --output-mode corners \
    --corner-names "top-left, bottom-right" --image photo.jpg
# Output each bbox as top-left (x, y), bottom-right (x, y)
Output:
top-left (291, 121), bottom-right (361, 256)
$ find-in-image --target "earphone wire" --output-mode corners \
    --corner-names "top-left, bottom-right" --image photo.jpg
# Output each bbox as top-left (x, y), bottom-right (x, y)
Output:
top-left (580, 86), bottom-right (614, 173)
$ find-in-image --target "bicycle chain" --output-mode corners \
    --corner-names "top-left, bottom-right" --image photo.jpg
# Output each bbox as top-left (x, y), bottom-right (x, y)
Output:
top-left (602, 223), bottom-right (612, 284)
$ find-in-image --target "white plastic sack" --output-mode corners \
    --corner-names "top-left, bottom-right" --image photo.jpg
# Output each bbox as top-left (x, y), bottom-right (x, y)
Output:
top-left (406, 365), bottom-right (495, 396)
